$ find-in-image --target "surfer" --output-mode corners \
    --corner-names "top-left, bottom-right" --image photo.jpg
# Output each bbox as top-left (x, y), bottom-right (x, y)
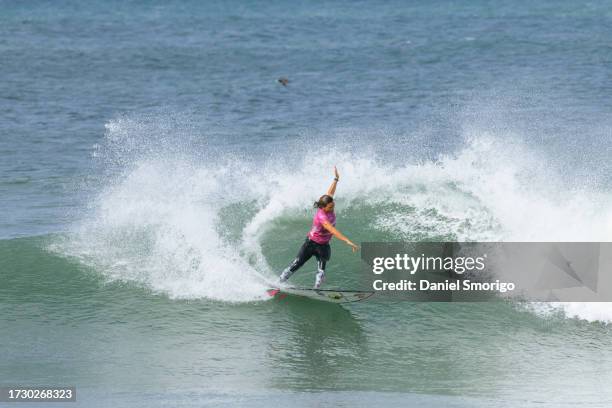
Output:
top-left (279, 166), bottom-right (359, 289)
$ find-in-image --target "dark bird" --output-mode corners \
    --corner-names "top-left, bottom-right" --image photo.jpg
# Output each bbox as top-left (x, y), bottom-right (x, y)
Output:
top-left (278, 77), bottom-right (289, 86)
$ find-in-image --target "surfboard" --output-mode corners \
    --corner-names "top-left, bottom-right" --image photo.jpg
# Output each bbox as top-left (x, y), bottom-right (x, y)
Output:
top-left (267, 287), bottom-right (374, 304)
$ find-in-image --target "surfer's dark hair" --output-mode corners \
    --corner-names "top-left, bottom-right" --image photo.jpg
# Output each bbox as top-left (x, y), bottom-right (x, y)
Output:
top-left (314, 194), bottom-right (334, 209)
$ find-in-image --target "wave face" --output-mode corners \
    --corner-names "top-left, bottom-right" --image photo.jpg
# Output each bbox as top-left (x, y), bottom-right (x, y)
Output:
top-left (45, 113), bottom-right (612, 319)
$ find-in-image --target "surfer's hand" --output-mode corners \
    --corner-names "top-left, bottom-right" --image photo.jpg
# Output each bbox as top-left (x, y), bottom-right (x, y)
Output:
top-left (334, 166), bottom-right (340, 181)
top-left (347, 240), bottom-right (359, 252)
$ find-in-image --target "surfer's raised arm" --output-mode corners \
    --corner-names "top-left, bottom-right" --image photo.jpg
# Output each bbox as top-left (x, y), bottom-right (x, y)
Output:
top-left (321, 221), bottom-right (359, 252)
top-left (326, 166), bottom-right (340, 197)
top-left (322, 166), bottom-right (358, 252)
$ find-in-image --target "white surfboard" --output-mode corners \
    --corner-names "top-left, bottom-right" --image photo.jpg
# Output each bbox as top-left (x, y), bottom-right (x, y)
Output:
top-left (267, 287), bottom-right (374, 304)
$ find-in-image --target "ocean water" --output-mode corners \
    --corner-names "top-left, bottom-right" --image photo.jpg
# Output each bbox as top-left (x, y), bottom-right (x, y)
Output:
top-left (2, 1), bottom-right (612, 406)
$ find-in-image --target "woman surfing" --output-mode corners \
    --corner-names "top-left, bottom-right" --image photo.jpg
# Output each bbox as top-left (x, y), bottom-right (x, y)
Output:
top-left (279, 166), bottom-right (359, 289)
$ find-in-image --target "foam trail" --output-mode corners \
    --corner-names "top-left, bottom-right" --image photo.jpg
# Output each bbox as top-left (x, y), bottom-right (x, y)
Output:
top-left (554, 303), bottom-right (612, 323)
top-left (57, 160), bottom-right (269, 301)
top-left (526, 302), bottom-right (612, 324)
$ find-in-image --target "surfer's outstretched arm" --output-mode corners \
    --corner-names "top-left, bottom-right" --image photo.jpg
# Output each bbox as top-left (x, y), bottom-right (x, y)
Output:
top-left (322, 221), bottom-right (359, 252)
top-left (326, 166), bottom-right (340, 197)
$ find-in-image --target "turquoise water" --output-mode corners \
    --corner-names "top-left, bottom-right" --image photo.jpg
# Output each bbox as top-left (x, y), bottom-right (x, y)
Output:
top-left (2, 1), bottom-right (612, 406)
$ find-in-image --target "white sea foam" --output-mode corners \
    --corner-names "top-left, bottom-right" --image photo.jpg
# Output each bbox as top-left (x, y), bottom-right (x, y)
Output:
top-left (525, 302), bottom-right (612, 324)
top-left (55, 114), bottom-right (612, 312)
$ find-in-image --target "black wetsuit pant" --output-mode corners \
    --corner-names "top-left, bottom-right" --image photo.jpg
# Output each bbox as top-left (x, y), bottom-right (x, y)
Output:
top-left (280, 238), bottom-right (331, 285)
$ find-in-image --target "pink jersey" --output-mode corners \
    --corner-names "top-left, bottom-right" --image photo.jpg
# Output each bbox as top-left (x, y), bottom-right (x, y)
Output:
top-left (308, 208), bottom-right (336, 244)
